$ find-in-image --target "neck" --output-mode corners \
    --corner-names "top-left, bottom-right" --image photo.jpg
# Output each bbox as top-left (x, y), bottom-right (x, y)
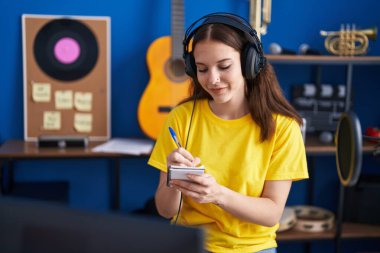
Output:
top-left (209, 99), bottom-right (249, 120)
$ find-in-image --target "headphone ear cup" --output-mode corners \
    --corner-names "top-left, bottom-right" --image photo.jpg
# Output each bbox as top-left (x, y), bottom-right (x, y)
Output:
top-left (184, 52), bottom-right (197, 80)
top-left (241, 45), bottom-right (260, 80)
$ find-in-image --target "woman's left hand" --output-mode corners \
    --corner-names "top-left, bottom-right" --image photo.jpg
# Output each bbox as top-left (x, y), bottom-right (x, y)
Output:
top-left (170, 173), bottom-right (224, 205)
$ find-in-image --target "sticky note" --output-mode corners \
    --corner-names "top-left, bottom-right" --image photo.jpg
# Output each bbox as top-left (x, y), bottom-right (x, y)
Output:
top-left (32, 82), bottom-right (51, 102)
top-left (43, 111), bottom-right (61, 130)
top-left (55, 90), bottom-right (73, 109)
top-left (74, 113), bottom-right (92, 132)
top-left (74, 92), bottom-right (93, 111)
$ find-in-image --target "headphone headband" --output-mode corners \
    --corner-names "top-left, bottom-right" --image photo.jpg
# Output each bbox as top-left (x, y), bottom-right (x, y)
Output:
top-left (183, 12), bottom-right (264, 58)
top-left (183, 12), bottom-right (266, 81)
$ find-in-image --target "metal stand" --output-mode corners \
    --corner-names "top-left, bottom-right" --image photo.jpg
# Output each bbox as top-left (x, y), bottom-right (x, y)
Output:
top-left (335, 184), bottom-right (345, 253)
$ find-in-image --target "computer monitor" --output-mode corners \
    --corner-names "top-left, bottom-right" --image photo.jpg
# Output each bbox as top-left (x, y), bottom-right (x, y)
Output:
top-left (0, 197), bottom-right (204, 253)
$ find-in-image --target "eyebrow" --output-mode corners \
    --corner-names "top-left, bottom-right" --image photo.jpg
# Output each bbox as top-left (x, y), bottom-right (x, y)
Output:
top-left (195, 58), bottom-right (232, 66)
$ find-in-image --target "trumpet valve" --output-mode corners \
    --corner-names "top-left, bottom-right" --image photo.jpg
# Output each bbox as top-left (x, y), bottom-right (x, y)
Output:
top-left (320, 24), bottom-right (377, 56)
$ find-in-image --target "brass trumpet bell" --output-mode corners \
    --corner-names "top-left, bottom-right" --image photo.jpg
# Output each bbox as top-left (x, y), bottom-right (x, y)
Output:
top-left (362, 27), bottom-right (377, 40)
top-left (320, 25), bottom-right (377, 56)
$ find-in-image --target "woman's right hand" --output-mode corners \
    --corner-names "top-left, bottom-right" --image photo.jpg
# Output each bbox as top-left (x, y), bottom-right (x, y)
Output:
top-left (167, 147), bottom-right (201, 167)
top-left (155, 148), bottom-right (200, 218)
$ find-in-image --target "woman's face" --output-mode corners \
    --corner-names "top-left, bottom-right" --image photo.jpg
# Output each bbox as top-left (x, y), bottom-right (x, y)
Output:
top-left (193, 39), bottom-right (246, 105)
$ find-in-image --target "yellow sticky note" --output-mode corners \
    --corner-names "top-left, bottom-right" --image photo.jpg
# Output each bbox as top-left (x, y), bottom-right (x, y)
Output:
top-left (55, 90), bottom-right (73, 109)
top-left (32, 82), bottom-right (51, 102)
top-left (43, 111), bottom-right (61, 130)
top-left (74, 92), bottom-right (93, 111)
top-left (74, 113), bottom-right (92, 133)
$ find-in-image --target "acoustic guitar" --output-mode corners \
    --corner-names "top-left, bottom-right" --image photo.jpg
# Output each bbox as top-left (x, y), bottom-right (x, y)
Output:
top-left (138, 0), bottom-right (191, 140)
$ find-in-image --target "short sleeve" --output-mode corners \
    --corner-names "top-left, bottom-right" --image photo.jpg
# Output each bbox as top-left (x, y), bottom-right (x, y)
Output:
top-left (148, 106), bottom-right (187, 173)
top-left (266, 116), bottom-right (309, 181)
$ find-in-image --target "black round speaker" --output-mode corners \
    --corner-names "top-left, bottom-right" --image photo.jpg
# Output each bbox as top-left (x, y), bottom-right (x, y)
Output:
top-left (335, 111), bottom-right (362, 187)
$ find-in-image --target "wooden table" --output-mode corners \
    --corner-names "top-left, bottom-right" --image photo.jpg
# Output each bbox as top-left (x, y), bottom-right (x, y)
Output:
top-left (0, 140), bottom-right (149, 210)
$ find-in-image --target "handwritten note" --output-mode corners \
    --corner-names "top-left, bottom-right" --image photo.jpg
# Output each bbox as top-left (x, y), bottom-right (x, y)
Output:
top-left (32, 82), bottom-right (51, 102)
top-left (74, 92), bottom-right (93, 111)
top-left (74, 113), bottom-right (92, 132)
top-left (43, 111), bottom-right (61, 130)
top-left (55, 90), bottom-right (73, 109)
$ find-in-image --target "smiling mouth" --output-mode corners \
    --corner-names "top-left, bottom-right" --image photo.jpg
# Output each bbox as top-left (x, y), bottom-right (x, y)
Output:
top-left (210, 87), bottom-right (226, 91)
top-left (210, 87), bottom-right (226, 94)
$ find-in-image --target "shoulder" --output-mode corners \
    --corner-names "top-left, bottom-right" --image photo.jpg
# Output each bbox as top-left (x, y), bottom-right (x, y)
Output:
top-left (163, 100), bottom-right (199, 127)
top-left (273, 114), bottom-right (302, 139)
top-left (169, 99), bottom-right (207, 117)
top-left (275, 114), bottom-right (300, 129)
top-left (171, 100), bottom-right (195, 115)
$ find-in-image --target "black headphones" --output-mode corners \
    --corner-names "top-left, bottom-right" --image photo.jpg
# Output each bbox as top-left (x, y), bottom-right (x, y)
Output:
top-left (183, 12), bottom-right (266, 81)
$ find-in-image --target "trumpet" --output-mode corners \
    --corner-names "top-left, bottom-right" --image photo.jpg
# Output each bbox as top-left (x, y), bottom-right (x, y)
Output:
top-left (320, 25), bottom-right (377, 56)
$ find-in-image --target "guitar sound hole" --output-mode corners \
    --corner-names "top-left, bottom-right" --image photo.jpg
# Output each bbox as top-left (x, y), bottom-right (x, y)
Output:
top-left (171, 59), bottom-right (186, 77)
top-left (165, 59), bottom-right (187, 82)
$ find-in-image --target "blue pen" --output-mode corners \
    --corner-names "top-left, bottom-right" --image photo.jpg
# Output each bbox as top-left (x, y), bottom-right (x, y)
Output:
top-left (169, 127), bottom-right (182, 148)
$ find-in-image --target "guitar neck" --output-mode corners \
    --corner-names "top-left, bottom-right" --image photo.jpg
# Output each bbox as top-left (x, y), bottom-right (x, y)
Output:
top-left (171, 0), bottom-right (184, 60)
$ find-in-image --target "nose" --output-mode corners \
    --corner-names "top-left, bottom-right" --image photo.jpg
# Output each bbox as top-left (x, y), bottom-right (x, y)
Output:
top-left (207, 69), bottom-right (220, 85)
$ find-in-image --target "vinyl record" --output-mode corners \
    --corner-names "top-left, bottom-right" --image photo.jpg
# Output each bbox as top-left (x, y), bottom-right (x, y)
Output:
top-left (34, 18), bottom-right (99, 81)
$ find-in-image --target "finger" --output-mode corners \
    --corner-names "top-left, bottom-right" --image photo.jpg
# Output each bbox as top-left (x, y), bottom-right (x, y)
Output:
top-left (177, 148), bottom-right (198, 165)
top-left (186, 173), bottom-right (204, 185)
top-left (187, 173), bottom-right (212, 185)
top-left (171, 180), bottom-right (198, 193)
top-left (192, 157), bottom-right (201, 166)
top-left (173, 185), bottom-right (207, 203)
top-left (169, 150), bottom-right (193, 166)
top-left (172, 184), bottom-right (200, 199)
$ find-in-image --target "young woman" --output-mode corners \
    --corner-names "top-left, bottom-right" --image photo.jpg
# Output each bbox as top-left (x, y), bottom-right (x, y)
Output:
top-left (148, 13), bottom-right (308, 253)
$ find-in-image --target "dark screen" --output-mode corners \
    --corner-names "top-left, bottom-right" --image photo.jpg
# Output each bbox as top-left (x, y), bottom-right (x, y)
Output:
top-left (0, 198), bottom-right (204, 253)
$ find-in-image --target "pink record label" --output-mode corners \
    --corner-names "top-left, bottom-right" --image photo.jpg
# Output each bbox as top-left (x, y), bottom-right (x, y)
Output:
top-left (54, 37), bottom-right (80, 64)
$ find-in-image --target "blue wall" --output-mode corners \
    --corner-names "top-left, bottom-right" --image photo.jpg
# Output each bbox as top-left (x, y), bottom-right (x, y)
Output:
top-left (1, 0), bottom-right (380, 251)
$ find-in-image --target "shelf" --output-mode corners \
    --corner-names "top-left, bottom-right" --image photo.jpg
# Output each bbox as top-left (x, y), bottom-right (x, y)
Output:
top-left (0, 139), bottom-right (376, 158)
top-left (268, 54), bottom-right (380, 248)
top-left (266, 55), bottom-right (380, 65)
top-left (305, 135), bottom-right (377, 155)
top-left (277, 222), bottom-right (380, 241)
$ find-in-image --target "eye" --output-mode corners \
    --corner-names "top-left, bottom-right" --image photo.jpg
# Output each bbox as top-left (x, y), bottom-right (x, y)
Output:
top-left (197, 68), bottom-right (208, 73)
top-left (219, 65), bottom-right (231, 70)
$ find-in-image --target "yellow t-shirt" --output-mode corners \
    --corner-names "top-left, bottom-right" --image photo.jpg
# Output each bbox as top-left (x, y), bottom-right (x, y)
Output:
top-left (148, 99), bottom-right (309, 253)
